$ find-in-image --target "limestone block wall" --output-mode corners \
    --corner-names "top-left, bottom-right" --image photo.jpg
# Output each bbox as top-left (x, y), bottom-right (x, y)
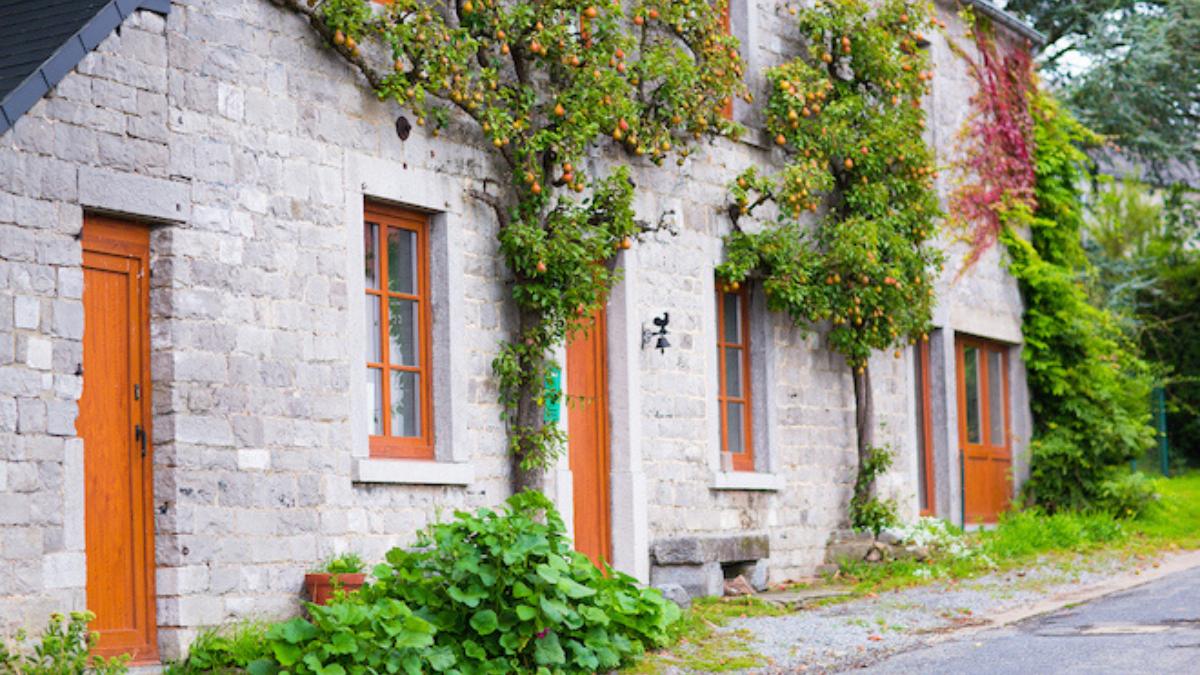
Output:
top-left (0, 0), bottom-right (1034, 657)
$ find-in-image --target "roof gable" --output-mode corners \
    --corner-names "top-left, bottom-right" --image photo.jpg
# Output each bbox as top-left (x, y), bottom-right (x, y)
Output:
top-left (0, 0), bottom-right (170, 136)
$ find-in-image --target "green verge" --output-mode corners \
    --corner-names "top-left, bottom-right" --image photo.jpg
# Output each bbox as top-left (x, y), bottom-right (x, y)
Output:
top-left (622, 597), bottom-right (788, 674)
top-left (836, 472), bottom-right (1200, 595)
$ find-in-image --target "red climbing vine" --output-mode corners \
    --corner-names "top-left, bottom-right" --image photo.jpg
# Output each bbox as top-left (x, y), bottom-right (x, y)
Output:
top-left (949, 12), bottom-right (1036, 268)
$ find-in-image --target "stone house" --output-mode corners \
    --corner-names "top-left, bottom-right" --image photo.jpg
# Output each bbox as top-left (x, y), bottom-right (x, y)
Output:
top-left (0, 0), bottom-right (1041, 663)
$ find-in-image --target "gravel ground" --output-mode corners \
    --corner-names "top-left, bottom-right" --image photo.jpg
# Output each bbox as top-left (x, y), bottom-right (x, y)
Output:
top-left (725, 551), bottom-right (1155, 673)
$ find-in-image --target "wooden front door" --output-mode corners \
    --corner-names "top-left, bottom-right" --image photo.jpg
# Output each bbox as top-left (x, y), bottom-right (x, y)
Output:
top-left (955, 336), bottom-right (1012, 524)
top-left (79, 215), bottom-right (157, 662)
top-left (566, 307), bottom-right (612, 567)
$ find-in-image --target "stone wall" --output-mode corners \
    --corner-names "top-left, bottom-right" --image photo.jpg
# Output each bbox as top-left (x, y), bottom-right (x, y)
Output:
top-left (0, 0), bottom-right (1033, 658)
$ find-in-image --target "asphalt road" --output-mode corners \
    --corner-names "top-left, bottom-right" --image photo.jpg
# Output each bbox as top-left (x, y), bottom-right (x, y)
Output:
top-left (861, 563), bottom-right (1200, 674)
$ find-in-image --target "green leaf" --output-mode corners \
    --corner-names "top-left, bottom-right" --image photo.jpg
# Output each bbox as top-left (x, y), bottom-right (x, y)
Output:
top-left (469, 610), bottom-right (499, 636)
top-left (533, 632), bottom-right (565, 666)
top-left (270, 642), bottom-right (302, 666)
top-left (538, 596), bottom-right (569, 624)
top-left (463, 639), bottom-right (486, 661)
top-left (247, 659), bottom-right (280, 675)
top-left (278, 618), bottom-right (319, 644)
top-left (556, 576), bottom-right (596, 599)
top-left (534, 564), bottom-right (559, 584)
top-left (327, 630), bottom-right (357, 655)
top-left (515, 604), bottom-right (537, 622)
top-left (427, 645), bottom-right (457, 672)
top-left (447, 585), bottom-right (488, 608)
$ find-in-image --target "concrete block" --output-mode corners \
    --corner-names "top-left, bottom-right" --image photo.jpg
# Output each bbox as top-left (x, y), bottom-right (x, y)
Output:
top-left (78, 166), bottom-right (189, 223)
top-left (14, 296), bottom-right (40, 330)
top-left (42, 552), bottom-right (86, 589)
top-left (25, 336), bottom-right (52, 370)
top-left (650, 562), bottom-right (724, 599)
top-left (650, 533), bottom-right (771, 565)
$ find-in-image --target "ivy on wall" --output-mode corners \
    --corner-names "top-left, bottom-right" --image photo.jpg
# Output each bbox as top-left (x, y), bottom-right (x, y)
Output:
top-left (950, 15), bottom-right (1156, 511)
top-left (1001, 93), bottom-right (1156, 512)
top-left (283, 0), bottom-right (747, 488)
top-left (716, 0), bottom-right (943, 528)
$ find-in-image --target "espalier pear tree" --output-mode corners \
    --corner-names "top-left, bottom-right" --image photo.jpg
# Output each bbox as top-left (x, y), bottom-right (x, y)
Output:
top-left (280, 0), bottom-right (747, 490)
top-left (717, 0), bottom-right (942, 530)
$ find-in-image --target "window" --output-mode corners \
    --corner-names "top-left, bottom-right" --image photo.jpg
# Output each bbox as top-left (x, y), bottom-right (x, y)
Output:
top-left (914, 341), bottom-right (936, 515)
top-left (364, 202), bottom-right (434, 458)
top-left (716, 284), bottom-right (753, 471)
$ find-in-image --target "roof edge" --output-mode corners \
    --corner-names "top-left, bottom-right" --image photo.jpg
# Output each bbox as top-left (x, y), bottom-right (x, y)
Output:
top-left (964, 0), bottom-right (1047, 47)
top-left (0, 0), bottom-right (171, 137)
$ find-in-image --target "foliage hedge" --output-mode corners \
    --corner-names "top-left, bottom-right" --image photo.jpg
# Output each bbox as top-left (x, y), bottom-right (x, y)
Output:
top-left (169, 491), bottom-right (679, 675)
top-left (1001, 93), bottom-right (1157, 512)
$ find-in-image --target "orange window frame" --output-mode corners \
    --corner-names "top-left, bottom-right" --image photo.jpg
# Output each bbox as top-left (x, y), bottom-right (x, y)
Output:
top-left (365, 202), bottom-right (435, 459)
top-left (915, 340), bottom-right (936, 516)
top-left (717, 284), bottom-right (754, 471)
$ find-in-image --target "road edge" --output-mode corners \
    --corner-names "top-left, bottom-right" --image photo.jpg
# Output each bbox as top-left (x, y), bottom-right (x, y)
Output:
top-left (938, 548), bottom-right (1200, 640)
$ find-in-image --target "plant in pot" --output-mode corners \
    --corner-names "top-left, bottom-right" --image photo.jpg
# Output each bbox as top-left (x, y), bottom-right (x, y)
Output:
top-left (303, 553), bottom-right (366, 606)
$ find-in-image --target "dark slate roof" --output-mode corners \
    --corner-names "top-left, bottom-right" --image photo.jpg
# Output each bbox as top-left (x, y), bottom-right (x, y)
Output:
top-left (0, 0), bottom-right (170, 136)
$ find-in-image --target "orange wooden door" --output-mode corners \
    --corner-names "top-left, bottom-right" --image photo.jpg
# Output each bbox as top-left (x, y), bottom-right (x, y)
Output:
top-left (955, 336), bottom-right (1012, 524)
top-left (79, 216), bottom-right (157, 662)
top-left (566, 307), bottom-right (612, 567)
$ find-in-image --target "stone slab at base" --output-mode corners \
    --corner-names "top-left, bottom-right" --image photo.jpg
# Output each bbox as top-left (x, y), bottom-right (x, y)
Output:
top-left (650, 533), bottom-right (771, 599)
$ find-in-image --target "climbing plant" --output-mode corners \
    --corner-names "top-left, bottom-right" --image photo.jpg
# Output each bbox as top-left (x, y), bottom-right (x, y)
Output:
top-left (282, 0), bottom-right (747, 488)
top-left (948, 13), bottom-right (1157, 511)
top-left (1000, 93), bottom-right (1156, 512)
top-left (716, 0), bottom-right (942, 526)
top-left (947, 9), bottom-right (1036, 268)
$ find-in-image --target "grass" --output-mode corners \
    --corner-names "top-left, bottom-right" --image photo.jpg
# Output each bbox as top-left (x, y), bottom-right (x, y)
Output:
top-left (624, 597), bottom-right (788, 673)
top-left (837, 472), bottom-right (1200, 594)
top-left (1131, 472), bottom-right (1200, 547)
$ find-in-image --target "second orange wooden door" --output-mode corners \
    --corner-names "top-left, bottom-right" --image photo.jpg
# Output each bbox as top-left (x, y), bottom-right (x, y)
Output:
top-left (79, 216), bottom-right (158, 662)
top-left (566, 308), bottom-right (612, 567)
top-left (955, 336), bottom-right (1012, 524)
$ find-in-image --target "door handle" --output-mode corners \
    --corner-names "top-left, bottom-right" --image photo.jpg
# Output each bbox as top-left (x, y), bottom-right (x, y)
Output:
top-left (135, 425), bottom-right (146, 458)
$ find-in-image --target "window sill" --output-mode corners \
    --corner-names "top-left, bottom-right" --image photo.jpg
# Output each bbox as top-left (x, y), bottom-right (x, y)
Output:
top-left (711, 471), bottom-right (783, 492)
top-left (352, 458), bottom-right (474, 486)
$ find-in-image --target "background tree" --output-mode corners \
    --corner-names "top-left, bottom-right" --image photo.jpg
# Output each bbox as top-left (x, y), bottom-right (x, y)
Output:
top-left (1084, 178), bottom-right (1200, 469)
top-left (1006, 0), bottom-right (1200, 174)
top-left (717, 0), bottom-right (942, 532)
top-left (283, 0), bottom-right (746, 491)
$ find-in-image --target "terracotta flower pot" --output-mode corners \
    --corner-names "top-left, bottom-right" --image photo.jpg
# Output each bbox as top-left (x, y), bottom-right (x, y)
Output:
top-left (303, 572), bottom-right (366, 605)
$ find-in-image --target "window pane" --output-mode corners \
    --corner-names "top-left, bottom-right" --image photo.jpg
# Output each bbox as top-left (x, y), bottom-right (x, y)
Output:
top-left (964, 347), bottom-right (981, 444)
top-left (914, 349), bottom-right (928, 511)
top-left (722, 291), bottom-right (740, 343)
top-left (387, 228), bottom-right (417, 294)
top-left (988, 350), bottom-right (1005, 445)
top-left (365, 295), bottom-right (381, 362)
top-left (364, 222), bottom-right (379, 289)
top-left (724, 347), bottom-right (743, 397)
top-left (725, 402), bottom-right (745, 454)
top-left (391, 370), bottom-right (420, 437)
top-left (388, 298), bottom-right (419, 366)
top-left (367, 368), bottom-right (383, 436)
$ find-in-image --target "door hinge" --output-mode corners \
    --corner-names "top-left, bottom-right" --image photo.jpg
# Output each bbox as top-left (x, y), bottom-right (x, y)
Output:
top-left (134, 384), bottom-right (141, 400)
top-left (135, 425), bottom-right (147, 458)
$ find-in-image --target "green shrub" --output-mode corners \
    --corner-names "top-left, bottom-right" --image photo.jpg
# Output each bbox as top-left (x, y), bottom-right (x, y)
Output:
top-left (850, 446), bottom-right (899, 536)
top-left (0, 611), bottom-right (128, 674)
top-left (1003, 93), bottom-right (1157, 511)
top-left (173, 491), bottom-right (680, 674)
top-left (981, 508), bottom-right (1126, 560)
top-left (164, 622), bottom-right (271, 675)
top-left (1096, 471), bottom-right (1158, 519)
